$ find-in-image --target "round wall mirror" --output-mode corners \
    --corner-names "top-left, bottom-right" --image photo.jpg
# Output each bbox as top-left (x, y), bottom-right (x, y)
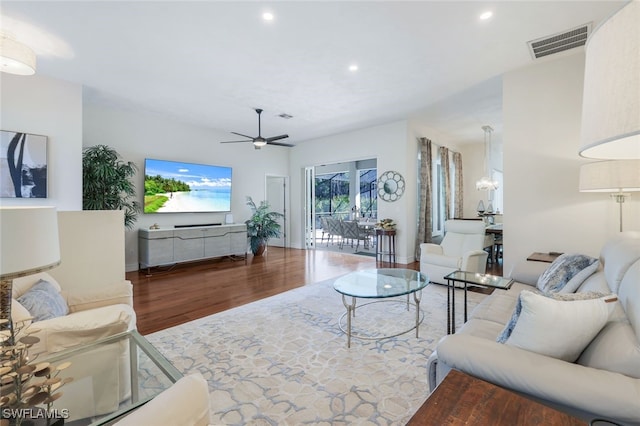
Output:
top-left (377, 170), bottom-right (405, 202)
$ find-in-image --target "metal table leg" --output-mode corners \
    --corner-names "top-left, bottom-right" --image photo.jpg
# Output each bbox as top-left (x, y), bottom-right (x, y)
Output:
top-left (341, 295), bottom-right (356, 348)
top-left (413, 289), bottom-right (423, 338)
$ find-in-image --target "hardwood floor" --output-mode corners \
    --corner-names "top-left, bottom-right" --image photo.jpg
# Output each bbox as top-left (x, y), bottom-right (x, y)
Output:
top-left (128, 247), bottom-right (502, 335)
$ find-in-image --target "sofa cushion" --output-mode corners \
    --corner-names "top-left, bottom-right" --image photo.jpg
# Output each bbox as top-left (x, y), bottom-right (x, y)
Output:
top-left (497, 290), bottom-right (610, 362)
top-left (577, 321), bottom-right (640, 379)
top-left (17, 279), bottom-right (69, 322)
top-left (536, 253), bottom-right (599, 293)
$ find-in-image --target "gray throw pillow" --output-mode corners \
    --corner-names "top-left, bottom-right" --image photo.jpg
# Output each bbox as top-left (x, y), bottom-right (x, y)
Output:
top-left (17, 279), bottom-right (68, 322)
top-left (536, 253), bottom-right (599, 293)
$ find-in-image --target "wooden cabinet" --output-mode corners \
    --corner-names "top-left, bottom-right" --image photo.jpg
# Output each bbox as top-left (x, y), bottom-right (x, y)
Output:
top-left (139, 224), bottom-right (247, 269)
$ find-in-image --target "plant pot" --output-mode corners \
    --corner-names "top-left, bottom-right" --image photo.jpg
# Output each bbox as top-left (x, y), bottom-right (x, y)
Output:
top-left (252, 242), bottom-right (267, 256)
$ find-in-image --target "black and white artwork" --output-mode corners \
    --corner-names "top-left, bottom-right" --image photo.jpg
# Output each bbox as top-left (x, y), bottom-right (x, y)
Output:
top-left (1, 130), bottom-right (48, 198)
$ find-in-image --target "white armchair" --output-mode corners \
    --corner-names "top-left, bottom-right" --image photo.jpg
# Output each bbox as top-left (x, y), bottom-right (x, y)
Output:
top-left (420, 220), bottom-right (488, 284)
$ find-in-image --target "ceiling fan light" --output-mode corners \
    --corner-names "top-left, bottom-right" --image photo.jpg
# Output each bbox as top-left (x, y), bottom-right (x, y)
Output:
top-left (0, 34), bottom-right (36, 76)
top-left (253, 138), bottom-right (267, 147)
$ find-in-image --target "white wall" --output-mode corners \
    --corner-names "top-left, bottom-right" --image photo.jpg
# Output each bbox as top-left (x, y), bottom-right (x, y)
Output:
top-left (83, 102), bottom-right (289, 271)
top-left (460, 143), bottom-right (486, 218)
top-left (289, 120), bottom-right (419, 263)
top-left (503, 51), bottom-right (639, 273)
top-left (0, 74), bottom-right (83, 210)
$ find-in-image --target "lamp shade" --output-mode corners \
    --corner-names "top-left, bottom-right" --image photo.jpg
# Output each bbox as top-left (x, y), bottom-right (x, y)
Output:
top-left (0, 206), bottom-right (60, 279)
top-left (0, 34), bottom-right (36, 76)
top-left (579, 160), bottom-right (640, 192)
top-left (579, 1), bottom-right (640, 159)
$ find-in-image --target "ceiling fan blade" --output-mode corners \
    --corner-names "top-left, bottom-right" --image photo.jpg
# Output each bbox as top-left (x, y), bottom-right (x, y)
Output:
top-left (231, 131), bottom-right (255, 139)
top-left (267, 141), bottom-right (294, 147)
top-left (265, 134), bottom-right (289, 142)
top-left (220, 139), bottom-right (253, 144)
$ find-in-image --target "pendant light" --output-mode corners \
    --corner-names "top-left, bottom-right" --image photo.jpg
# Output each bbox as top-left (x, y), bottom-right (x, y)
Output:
top-left (476, 125), bottom-right (499, 191)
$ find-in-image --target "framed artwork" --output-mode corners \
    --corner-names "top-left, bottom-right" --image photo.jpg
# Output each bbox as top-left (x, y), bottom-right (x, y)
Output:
top-left (0, 130), bottom-right (48, 198)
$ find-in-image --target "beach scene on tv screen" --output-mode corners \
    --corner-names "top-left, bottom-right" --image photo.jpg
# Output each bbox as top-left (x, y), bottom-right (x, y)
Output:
top-left (144, 159), bottom-right (231, 213)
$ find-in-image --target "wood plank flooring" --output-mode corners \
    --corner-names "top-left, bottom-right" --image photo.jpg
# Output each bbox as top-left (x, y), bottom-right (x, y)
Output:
top-left (128, 247), bottom-right (502, 335)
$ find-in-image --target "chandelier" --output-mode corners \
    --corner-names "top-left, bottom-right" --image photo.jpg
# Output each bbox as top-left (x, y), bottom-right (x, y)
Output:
top-left (476, 125), bottom-right (499, 191)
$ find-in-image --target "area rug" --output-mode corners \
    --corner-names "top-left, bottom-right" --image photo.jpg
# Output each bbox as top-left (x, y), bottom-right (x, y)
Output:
top-left (146, 276), bottom-right (487, 425)
top-left (354, 251), bottom-right (377, 258)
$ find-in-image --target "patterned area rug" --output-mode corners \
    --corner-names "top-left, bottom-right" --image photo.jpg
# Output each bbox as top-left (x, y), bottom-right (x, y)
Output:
top-left (146, 276), bottom-right (487, 425)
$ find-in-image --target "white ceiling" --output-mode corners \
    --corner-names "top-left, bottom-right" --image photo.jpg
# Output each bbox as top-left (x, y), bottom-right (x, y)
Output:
top-left (0, 1), bottom-right (626, 146)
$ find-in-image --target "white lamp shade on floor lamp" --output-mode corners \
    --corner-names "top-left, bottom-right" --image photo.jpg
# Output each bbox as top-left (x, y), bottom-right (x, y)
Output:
top-left (579, 1), bottom-right (640, 159)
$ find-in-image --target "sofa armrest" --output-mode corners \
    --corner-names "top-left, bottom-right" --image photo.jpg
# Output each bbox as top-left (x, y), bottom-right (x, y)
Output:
top-left (437, 334), bottom-right (640, 424)
top-left (114, 374), bottom-right (210, 426)
top-left (65, 280), bottom-right (133, 313)
top-left (507, 260), bottom-right (549, 286)
top-left (26, 304), bottom-right (135, 356)
top-left (461, 250), bottom-right (489, 273)
top-left (420, 243), bottom-right (443, 257)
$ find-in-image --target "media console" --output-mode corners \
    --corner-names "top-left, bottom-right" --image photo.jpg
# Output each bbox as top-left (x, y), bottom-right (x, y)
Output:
top-left (138, 223), bottom-right (247, 270)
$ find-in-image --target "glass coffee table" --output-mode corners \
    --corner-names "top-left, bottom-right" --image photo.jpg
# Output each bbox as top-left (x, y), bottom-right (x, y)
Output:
top-left (39, 330), bottom-right (182, 425)
top-left (444, 271), bottom-right (513, 334)
top-left (333, 268), bottom-right (429, 348)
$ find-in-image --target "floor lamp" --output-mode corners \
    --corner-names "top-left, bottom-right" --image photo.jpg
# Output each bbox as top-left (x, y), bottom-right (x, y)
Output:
top-left (0, 206), bottom-right (60, 345)
top-left (579, 160), bottom-right (640, 232)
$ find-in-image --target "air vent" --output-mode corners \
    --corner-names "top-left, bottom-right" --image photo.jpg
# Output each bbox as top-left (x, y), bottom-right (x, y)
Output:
top-left (528, 23), bottom-right (591, 59)
top-left (278, 113), bottom-right (293, 119)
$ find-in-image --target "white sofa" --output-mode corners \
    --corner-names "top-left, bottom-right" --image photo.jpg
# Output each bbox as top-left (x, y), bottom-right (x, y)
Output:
top-left (427, 232), bottom-right (640, 425)
top-left (11, 272), bottom-right (136, 356)
top-left (11, 271), bottom-right (136, 421)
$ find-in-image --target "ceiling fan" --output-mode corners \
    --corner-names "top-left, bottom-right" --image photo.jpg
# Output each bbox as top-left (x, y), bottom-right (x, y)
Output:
top-left (221, 108), bottom-right (293, 149)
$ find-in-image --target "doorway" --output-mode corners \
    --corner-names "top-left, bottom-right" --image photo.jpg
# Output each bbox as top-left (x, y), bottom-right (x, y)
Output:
top-left (305, 159), bottom-right (377, 253)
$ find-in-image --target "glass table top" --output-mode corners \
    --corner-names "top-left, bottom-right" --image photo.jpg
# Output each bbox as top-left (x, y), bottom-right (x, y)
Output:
top-left (444, 271), bottom-right (513, 290)
top-left (333, 268), bottom-right (429, 298)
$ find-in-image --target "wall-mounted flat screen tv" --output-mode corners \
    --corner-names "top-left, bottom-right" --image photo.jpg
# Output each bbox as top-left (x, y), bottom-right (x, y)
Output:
top-left (144, 158), bottom-right (232, 213)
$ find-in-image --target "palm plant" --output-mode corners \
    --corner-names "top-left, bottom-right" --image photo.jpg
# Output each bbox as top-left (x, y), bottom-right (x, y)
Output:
top-left (245, 197), bottom-right (283, 255)
top-left (82, 145), bottom-right (141, 229)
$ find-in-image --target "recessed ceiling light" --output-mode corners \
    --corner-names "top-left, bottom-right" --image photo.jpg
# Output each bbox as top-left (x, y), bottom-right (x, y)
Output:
top-left (349, 64), bottom-right (358, 72)
top-left (262, 12), bottom-right (274, 21)
top-left (479, 11), bottom-right (493, 20)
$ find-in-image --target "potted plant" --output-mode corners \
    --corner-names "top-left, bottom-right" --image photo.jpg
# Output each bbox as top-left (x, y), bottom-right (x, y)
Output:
top-left (82, 145), bottom-right (141, 229)
top-left (245, 196), bottom-right (283, 256)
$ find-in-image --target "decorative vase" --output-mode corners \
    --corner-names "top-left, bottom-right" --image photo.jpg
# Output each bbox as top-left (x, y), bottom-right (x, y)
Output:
top-left (477, 200), bottom-right (485, 214)
top-left (253, 242), bottom-right (267, 256)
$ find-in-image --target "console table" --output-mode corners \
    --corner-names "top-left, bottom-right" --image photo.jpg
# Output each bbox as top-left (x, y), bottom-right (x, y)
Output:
top-left (139, 224), bottom-right (247, 270)
top-left (407, 370), bottom-right (586, 425)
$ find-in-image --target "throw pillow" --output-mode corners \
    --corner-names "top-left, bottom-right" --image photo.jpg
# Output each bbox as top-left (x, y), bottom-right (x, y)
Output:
top-left (496, 290), bottom-right (611, 362)
top-left (536, 253), bottom-right (599, 293)
top-left (17, 279), bottom-right (69, 322)
top-left (496, 291), bottom-right (613, 344)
